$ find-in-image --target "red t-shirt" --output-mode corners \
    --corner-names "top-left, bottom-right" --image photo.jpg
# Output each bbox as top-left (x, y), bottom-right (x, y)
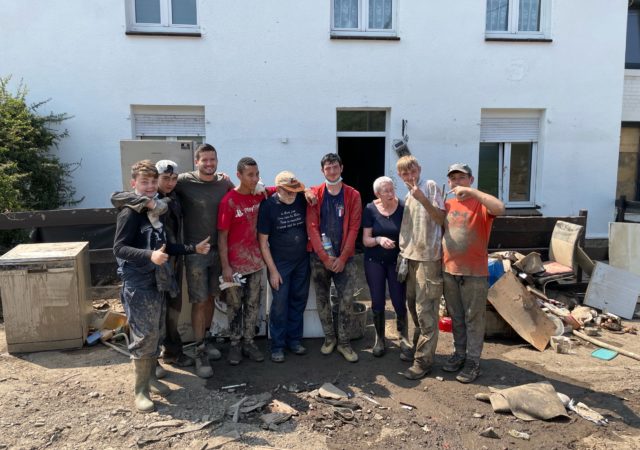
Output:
top-left (443, 197), bottom-right (495, 277)
top-left (218, 190), bottom-right (265, 275)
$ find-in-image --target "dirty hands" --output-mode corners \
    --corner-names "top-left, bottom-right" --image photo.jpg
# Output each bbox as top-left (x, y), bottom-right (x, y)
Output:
top-left (407, 178), bottom-right (427, 203)
top-left (376, 236), bottom-right (396, 250)
top-left (304, 188), bottom-right (318, 206)
top-left (269, 270), bottom-right (283, 290)
top-left (449, 186), bottom-right (476, 201)
top-left (195, 236), bottom-right (211, 254)
top-left (151, 244), bottom-right (168, 265)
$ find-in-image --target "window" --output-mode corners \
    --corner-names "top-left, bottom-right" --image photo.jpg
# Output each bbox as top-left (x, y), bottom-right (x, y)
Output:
top-left (126, 0), bottom-right (199, 35)
top-left (485, 0), bottom-right (551, 40)
top-left (331, 0), bottom-right (397, 38)
top-left (132, 105), bottom-right (205, 141)
top-left (478, 113), bottom-right (541, 207)
top-left (627, 5), bottom-right (640, 69)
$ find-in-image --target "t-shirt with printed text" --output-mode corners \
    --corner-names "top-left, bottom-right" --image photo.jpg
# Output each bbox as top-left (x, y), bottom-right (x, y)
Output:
top-left (218, 189), bottom-right (265, 275)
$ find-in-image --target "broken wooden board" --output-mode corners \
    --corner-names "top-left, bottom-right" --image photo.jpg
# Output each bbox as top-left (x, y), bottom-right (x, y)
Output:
top-left (584, 262), bottom-right (640, 319)
top-left (609, 222), bottom-right (640, 277)
top-left (487, 271), bottom-right (557, 351)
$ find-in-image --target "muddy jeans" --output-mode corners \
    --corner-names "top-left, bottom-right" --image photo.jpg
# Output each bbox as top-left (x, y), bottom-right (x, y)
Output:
top-left (443, 272), bottom-right (487, 363)
top-left (162, 256), bottom-right (184, 359)
top-left (223, 270), bottom-right (263, 344)
top-left (310, 255), bottom-right (357, 345)
top-left (406, 259), bottom-right (443, 369)
top-left (120, 282), bottom-right (166, 359)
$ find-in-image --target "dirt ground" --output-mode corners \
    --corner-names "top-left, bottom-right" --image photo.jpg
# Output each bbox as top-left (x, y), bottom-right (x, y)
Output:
top-left (1, 301), bottom-right (640, 450)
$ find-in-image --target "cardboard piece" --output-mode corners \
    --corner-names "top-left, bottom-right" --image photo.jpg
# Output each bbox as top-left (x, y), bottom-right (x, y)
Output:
top-left (609, 222), bottom-right (640, 277)
top-left (487, 271), bottom-right (557, 351)
top-left (584, 262), bottom-right (640, 319)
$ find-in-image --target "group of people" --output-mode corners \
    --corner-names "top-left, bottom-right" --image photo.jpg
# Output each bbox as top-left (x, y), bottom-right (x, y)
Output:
top-left (112, 143), bottom-right (504, 413)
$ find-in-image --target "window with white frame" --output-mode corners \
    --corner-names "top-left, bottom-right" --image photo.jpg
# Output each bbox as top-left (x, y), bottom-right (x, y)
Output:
top-left (331, 0), bottom-right (397, 37)
top-left (485, 0), bottom-right (551, 40)
top-left (478, 113), bottom-right (541, 207)
top-left (132, 105), bottom-right (205, 142)
top-left (126, 0), bottom-right (199, 35)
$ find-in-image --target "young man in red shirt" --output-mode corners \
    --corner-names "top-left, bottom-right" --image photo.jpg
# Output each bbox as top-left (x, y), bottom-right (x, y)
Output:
top-left (218, 157), bottom-right (267, 365)
top-left (442, 163), bottom-right (505, 383)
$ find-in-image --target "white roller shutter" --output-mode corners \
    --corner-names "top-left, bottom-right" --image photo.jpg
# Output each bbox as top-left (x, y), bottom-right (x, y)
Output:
top-left (480, 117), bottom-right (540, 142)
top-left (134, 114), bottom-right (205, 137)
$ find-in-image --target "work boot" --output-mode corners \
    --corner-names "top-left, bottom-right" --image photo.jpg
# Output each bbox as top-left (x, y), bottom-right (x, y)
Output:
top-left (242, 341), bottom-right (265, 362)
top-left (403, 361), bottom-right (430, 380)
top-left (336, 344), bottom-right (359, 363)
top-left (155, 361), bottom-right (167, 379)
top-left (397, 317), bottom-right (413, 361)
top-left (133, 359), bottom-right (154, 413)
top-left (164, 352), bottom-right (195, 368)
top-left (228, 342), bottom-right (243, 366)
top-left (194, 347), bottom-right (214, 378)
top-left (320, 335), bottom-right (337, 355)
top-left (148, 358), bottom-right (171, 396)
top-left (204, 341), bottom-right (222, 361)
top-left (372, 310), bottom-right (386, 357)
top-left (442, 353), bottom-right (466, 373)
top-left (456, 360), bottom-right (481, 384)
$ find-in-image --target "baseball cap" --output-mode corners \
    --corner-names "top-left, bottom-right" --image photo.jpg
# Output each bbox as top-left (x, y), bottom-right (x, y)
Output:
top-left (275, 171), bottom-right (305, 193)
top-left (447, 163), bottom-right (472, 177)
top-left (156, 160), bottom-right (179, 175)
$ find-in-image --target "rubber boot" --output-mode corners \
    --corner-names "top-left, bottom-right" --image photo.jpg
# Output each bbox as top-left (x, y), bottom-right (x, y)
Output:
top-left (397, 316), bottom-right (413, 361)
top-left (148, 357), bottom-right (171, 396)
top-left (372, 311), bottom-right (385, 357)
top-left (133, 359), bottom-right (154, 413)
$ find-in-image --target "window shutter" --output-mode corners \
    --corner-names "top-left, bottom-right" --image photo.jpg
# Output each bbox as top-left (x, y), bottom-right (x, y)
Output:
top-left (480, 117), bottom-right (540, 142)
top-left (134, 114), bottom-right (205, 137)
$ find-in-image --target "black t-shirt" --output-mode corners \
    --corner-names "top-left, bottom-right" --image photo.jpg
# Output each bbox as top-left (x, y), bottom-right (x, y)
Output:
top-left (257, 193), bottom-right (308, 263)
top-left (362, 200), bottom-right (404, 263)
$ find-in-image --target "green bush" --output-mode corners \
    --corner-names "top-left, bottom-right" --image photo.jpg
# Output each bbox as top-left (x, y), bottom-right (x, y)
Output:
top-left (0, 77), bottom-right (80, 251)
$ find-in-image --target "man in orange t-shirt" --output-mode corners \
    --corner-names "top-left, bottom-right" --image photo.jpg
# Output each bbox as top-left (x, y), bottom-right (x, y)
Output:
top-left (442, 163), bottom-right (505, 384)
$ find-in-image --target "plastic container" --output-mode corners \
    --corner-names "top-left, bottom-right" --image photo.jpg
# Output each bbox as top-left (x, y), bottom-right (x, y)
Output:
top-left (438, 316), bottom-right (452, 333)
top-left (488, 258), bottom-right (505, 287)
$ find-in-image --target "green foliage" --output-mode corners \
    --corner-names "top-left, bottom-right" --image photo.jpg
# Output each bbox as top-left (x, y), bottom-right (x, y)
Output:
top-left (0, 76), bottom-right (80, 250)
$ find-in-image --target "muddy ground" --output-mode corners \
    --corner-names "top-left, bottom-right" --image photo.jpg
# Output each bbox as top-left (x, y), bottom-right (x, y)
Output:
top-left (1, 300), bottom-right (639, 450)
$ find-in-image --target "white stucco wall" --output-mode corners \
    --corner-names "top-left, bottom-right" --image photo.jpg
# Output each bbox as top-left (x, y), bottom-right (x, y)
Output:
top-left (0, 0), bottom-right (628, 237)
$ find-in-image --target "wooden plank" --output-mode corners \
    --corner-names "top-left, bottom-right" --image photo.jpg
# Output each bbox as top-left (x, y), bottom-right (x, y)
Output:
top-left (0, 208), bottom-right (118, 230)
top-left (487, 271), bottom-right (557, 351)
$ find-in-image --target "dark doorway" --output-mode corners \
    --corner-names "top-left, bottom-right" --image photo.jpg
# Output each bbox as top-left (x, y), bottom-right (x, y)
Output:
top-left (338, 136), bottom-right (385, 208)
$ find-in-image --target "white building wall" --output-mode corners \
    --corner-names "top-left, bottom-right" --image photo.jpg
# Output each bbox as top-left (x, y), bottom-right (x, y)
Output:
top-left (0, 0), bottom-right (628, 237)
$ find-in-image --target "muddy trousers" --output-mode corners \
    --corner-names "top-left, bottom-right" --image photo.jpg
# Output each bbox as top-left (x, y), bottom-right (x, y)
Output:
top-left (310, 255), bottom-right (357, 346)
top-left (223, 270), bottom-right (263, 344)
top-left (120, 283), bottom-right (166, 359)
top-left (162, 257), bottom-right (184, 359)
top-left (443, 273), bottom-right (487, 363)
top-left (406, 260), bottom-right (443, 369)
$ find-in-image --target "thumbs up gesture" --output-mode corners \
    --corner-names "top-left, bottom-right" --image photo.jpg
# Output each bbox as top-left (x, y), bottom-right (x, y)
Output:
top-left (195, 236), bottom-right (211, 255)
top-left (151, 244), bottom-right (169, 265)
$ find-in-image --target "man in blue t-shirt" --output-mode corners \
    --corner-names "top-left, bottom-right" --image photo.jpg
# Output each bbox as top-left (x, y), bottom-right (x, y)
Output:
top-left (258, 171), bottom-right (310, 363)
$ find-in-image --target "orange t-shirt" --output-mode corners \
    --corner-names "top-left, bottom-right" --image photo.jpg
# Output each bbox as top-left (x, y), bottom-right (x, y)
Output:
top-left (443, 197), bottom-right (495, 276)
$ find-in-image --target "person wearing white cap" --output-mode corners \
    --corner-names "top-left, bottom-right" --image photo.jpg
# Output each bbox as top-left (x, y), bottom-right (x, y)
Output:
top-left (154, 160), bottom-right (196, 370)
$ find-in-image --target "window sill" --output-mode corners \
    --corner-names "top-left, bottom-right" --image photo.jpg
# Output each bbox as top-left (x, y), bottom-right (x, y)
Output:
top-left (485, 36), bottom-right (552, 43)
top-left (330, 34), bottom-right (399, 41)
top-left (126, 30), bottom-right (201, 37)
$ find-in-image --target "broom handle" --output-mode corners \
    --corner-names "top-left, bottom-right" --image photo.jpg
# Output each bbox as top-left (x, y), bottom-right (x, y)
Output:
top-left (572, 330), bottom-right (640, 361)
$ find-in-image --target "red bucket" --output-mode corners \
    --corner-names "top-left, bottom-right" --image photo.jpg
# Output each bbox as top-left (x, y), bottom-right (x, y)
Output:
top-left (438, 316), bottom-right (452, 333)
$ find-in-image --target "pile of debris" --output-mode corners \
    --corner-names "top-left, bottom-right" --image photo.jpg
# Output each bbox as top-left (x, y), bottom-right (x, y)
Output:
top-left (483, 249), bottom-right (640, 362)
